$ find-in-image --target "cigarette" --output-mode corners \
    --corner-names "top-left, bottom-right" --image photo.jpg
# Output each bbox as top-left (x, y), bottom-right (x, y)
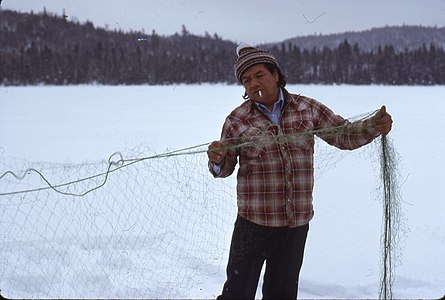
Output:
top-left (258, 90), bottom-right (262, 97)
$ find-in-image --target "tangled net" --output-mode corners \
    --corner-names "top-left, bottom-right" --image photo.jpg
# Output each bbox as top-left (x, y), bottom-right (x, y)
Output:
top-left (378, 135), bottom-right (403, 299)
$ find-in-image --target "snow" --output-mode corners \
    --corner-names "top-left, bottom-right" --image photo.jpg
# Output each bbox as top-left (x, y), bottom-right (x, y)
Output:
top-left (1, 84), bottom-right (444, 299)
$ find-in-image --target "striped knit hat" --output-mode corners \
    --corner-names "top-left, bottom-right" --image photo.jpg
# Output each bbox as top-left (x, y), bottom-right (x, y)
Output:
top-left (234, 43), bottom-right (279, 84)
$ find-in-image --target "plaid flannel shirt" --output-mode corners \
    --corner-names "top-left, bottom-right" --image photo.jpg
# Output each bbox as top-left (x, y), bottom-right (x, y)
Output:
top-left (210, 89), bottom-right (379, 228)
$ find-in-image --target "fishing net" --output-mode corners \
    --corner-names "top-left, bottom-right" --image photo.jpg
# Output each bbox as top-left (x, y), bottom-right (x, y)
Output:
top-left (0, 113), bottom-right (403, 299)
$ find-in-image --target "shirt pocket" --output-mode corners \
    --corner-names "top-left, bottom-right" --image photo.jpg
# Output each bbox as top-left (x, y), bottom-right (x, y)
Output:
top-left (238, 143), bottom-right (266, 176)
top-left (286, 110), bottom-right (315, 151)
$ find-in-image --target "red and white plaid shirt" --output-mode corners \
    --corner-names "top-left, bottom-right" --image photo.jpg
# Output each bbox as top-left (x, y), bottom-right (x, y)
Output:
top-left (210, 89), bottom-right (379, 228)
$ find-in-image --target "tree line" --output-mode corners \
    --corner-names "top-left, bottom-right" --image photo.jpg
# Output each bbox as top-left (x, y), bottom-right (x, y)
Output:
top-left (1, 9), bottom-right (444, 85)
top-left (270, 40), bottom-right (445, 85)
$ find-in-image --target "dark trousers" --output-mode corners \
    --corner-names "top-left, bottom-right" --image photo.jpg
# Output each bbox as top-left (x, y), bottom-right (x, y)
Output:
top-left (217, 215), bottom-right (309, 300)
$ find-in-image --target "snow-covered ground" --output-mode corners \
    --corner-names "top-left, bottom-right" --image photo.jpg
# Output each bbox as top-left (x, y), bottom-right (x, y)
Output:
top-left (0, 84), bottom-right (444, 299)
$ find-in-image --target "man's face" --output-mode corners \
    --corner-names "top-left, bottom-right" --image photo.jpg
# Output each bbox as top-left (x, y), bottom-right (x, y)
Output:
top-left (241, 64), bottom-right (279, 108)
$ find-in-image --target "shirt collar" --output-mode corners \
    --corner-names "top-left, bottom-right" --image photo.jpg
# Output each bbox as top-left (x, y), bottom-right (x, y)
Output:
top-left (254, 88), bottom-right (284, 113)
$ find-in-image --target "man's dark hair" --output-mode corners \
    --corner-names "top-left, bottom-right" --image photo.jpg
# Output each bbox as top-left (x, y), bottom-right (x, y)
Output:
top-left (264, 63), bottom-right (287, 88)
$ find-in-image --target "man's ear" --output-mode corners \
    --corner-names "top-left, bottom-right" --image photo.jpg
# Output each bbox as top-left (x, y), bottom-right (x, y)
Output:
top-left (273, 69), bottom-right (279, 83)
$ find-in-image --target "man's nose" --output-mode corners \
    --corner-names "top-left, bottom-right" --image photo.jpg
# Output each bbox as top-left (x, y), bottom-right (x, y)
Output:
top-left (250, 77), bottom-right (260, 87)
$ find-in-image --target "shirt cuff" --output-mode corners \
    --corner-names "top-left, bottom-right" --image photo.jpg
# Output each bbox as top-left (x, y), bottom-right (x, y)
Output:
top-left (211, 160), bottom-right (224, 176)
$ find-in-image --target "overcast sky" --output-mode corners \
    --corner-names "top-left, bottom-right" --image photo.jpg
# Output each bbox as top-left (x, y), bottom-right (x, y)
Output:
top-left (3, 0), bottom-right (445, 44)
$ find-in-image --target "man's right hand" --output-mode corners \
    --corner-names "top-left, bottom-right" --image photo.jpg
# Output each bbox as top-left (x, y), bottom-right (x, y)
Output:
top-left (207, 141), bottom-right (227, 164)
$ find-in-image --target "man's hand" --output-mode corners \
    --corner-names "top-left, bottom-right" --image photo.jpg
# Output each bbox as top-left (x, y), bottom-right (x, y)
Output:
top-left (373, 105), bottom-right (393, 135)
top-left (207, 141), bottom-right (227, 164)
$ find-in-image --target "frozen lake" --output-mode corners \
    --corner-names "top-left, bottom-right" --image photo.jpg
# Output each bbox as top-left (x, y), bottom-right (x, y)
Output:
top-left (1, 84), bottom-right (444, 298)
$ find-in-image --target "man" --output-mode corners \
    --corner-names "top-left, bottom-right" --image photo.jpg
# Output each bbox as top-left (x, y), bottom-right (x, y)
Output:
top-left (207, 44), bottom-right (393, 299)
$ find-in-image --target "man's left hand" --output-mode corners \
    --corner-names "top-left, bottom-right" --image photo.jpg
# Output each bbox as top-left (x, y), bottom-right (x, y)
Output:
top-left (373, 105), bottom-right (393, 135)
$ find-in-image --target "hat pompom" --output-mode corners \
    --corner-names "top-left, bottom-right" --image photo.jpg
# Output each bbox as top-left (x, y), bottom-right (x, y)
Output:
top-left (236, 43), bottom-right (254, 56)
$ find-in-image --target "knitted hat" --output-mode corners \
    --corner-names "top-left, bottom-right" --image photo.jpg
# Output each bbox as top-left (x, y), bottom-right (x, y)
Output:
top-left (234, 43), bottom-right (279, 84)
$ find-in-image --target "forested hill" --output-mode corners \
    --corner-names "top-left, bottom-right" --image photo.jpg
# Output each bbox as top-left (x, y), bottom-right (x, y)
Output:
top-left (0, 9), bottom-right (236, 85)
top-left (1, 9), bottom-right (444, 85)
top-left (263, 26), bottom-right (445, 53)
